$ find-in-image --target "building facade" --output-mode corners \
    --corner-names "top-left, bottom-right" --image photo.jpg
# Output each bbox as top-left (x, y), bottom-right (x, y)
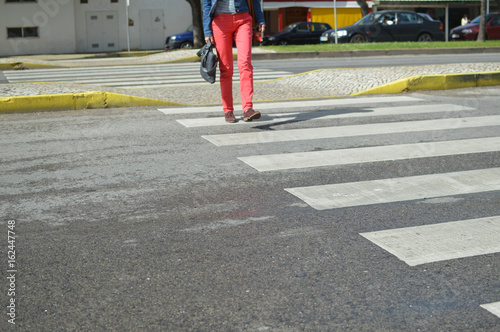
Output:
top-left (0, 0), bottom-right (191, 56)
top-left (4, 0), bottom-right (489, 56)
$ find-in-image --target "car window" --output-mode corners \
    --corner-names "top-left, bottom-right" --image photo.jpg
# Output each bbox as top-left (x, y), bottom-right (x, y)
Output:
top-left (380, 13), bottom-right (396, 25)
top-left (490, 15), bottom-right (500, 26)
top-left (296, 23), bottom-right (309, 32)
top-left (355, 13), bottom-right (376, 26)
top-left (471, 13), bottom-right (495, 24)
top-left (398, 13), bottom-right (422, 24)
top-left (311, 23), bottom-right (329, 32)
top-left (417, 13), bottom-right (434, 21)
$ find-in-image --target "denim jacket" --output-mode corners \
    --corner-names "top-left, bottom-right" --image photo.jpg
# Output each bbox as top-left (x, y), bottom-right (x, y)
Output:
top-left (202, 0), bottom-right (265, 37)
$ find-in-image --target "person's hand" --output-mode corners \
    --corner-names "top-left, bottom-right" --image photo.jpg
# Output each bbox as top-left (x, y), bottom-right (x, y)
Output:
top-left (205, 36), bottom-right (214, 44)
top-left (259, 24), bottom-right (265, 34)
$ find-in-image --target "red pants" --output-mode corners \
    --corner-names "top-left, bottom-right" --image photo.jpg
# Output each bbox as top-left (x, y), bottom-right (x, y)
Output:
top-left (212, 13), bottom-right (254, 114)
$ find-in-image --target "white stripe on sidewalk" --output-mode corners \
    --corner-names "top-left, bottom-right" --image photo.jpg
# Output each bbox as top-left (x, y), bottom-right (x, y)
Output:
top-left (159, 96), bottom-right (421, 115)
top-left (285, 167), bottom-right (500, 210)
top-left (177, 104), bottom-right (473, 128)
top-left (360, 216), bottom-right (500, 266)
top-left (6, 69), bottom-right (289, 82)
top-left (203, 115), bottom-right (500, 146)
top-left (239, 137), bottom-right (500, 172)
top-left (481, 301), bottom-right (500, 318)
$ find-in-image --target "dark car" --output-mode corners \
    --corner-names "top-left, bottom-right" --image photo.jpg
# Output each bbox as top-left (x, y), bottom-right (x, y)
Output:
top-left (262, 22), bottom-right (332, 45)
top-left (320, 10), bottom-right (444, 43)
top-left (450, 12), bottom-right (500, 41)
top-left (165, 24), bottom-right (193, 50)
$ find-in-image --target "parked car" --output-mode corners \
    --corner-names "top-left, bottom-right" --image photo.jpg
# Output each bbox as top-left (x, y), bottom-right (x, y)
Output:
top-left (165, 24), bottom-right (193, 50)
top-left (320, 10), bottom-right (445, 43)
top-left (262, 22), bottom-right (332, 45)
top-left (450, 12), bottom-right (500, 40)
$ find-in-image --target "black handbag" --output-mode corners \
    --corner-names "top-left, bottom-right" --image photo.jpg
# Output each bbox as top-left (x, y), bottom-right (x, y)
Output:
top-left (196, 40), bottom-right (218, 84)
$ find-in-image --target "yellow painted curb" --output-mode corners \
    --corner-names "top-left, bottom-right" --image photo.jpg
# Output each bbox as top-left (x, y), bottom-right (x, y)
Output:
top-left (0, 62), bottom-right (62, 70)
top-left (0, 91), bottom-right (181, 114)
top-left (352, 71), bottom-right (500, 96)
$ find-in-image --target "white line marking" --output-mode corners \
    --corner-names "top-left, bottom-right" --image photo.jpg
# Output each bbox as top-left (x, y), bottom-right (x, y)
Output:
top-left (178, 116), bottom-right (298, 127)
top-left (176, 104), bottom-right (473, 128)
top-left (360, 216), bottom-right (500, 266)
top-left (481, 301), bottom-right (500, 318)
top-left (285, 167), bottom-right (500, 210)
top-left (158, 96), bottom-right (422, 115)
top-left (203, 115), bottom-right (500, 146)
top-left (239, 137), bottom-right (500, 172)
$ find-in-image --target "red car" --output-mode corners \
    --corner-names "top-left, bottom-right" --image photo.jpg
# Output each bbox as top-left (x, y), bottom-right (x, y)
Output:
top-left (450, 12), bottom-right (500, 40)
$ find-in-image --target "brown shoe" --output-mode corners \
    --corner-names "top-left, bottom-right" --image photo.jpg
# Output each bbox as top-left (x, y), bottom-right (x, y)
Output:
top-left (225, 111), bottom-right (237, 123)
top-left (243, 109), bottom-right (261, 122)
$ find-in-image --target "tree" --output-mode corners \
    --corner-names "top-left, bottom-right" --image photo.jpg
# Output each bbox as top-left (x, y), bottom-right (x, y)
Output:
top-left (477, 0), bottom-right (486, 42)
top-left (185, 0), bottom-right (204, 48)
top-left (356, 0), bottom-right (370, 17)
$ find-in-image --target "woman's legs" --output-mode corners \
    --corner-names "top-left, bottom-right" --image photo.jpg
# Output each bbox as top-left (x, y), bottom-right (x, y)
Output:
top-left (212, 15), bottom-right (235, 114)
top-left (212, 13), bottom-right (255, 115)
top-left (233, 14), bottom-right (254, 112)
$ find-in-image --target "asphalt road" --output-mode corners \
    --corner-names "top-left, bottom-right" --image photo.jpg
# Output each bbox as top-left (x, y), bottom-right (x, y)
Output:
top-left (1, 86), bottom-right (499, 330)
top-left (256, 53), bottom-right (500, 73)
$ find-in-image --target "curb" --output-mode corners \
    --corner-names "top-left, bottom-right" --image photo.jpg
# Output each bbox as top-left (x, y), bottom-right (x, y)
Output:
top-left (0, 62), bottom-right (62, 70)
top-left (0, 91), bottom-right (180, 114)
top-left (351, 71), bottom-right (500, 96)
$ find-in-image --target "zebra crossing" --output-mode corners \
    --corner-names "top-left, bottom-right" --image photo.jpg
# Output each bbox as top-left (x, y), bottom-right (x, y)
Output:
top-left (158, 95), bottom-right (500, 319)
top-left (2, 62), bottom-right (292, 88)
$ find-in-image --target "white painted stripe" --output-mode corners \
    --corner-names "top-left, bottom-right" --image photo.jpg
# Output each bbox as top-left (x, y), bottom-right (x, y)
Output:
top-left (203, 115), bottom-right (500, 146)
top-left (6, 72), bottom-right (203, 81)
top-left (6, 69), bottom-right (289, 82)
top-left (5, 68), bottom-right (199, 79)
top-left (285, 167), bottom-right (500, 210)
top-left (176, 104), bottom-right (472, 128)
top-left (5, 63), bottom-right (201, 75)
top-left (159, 96), bottom-right (421, 114)
top-left (481, 301), bottom-right (500, 318)
top-left (178, 116), bottom-right (298, 127)
top-left (239, 137), bottom-right (500, 172)
top-left (123, 78), bottom-right (282, 88)
top-left (360, 216), bottom-right (500, 266)
top-left (92, 73), bottom-right (290, 87)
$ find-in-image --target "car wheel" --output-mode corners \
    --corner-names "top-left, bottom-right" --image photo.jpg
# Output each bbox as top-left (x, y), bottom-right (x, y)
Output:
top-left (180, 41), bottom-right (193, 49)
top-left (349, 34), bottom-right (366, 43)
top-left (279, 40), bottom-right (289, 46)
top-left (417, 33), bottom-right (432, 42)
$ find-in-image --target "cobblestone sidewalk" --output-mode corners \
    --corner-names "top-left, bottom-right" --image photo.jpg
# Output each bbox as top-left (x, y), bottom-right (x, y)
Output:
top-left (2, 62), bottom-right (499, 106)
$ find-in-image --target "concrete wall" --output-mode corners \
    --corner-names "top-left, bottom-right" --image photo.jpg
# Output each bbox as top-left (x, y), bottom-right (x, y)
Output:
top-left (0, 0), bottom-right (76, 56)
top-left (125, 0), bottom-right (192, 51)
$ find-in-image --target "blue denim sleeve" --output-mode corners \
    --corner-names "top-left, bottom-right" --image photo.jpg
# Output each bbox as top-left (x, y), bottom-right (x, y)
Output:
top-left (202, 0), bottom-right (214, 37)
top-left (252, 0), bottom-right (265, 25)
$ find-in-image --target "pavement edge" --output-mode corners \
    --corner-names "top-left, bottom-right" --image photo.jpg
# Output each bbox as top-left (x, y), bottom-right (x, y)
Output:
top-left (352, 71), bottom-right (500, 96)
top-left (0, 91), bottom-right (181, 114)
top-left (0, 62), bottom-right (62, 70)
